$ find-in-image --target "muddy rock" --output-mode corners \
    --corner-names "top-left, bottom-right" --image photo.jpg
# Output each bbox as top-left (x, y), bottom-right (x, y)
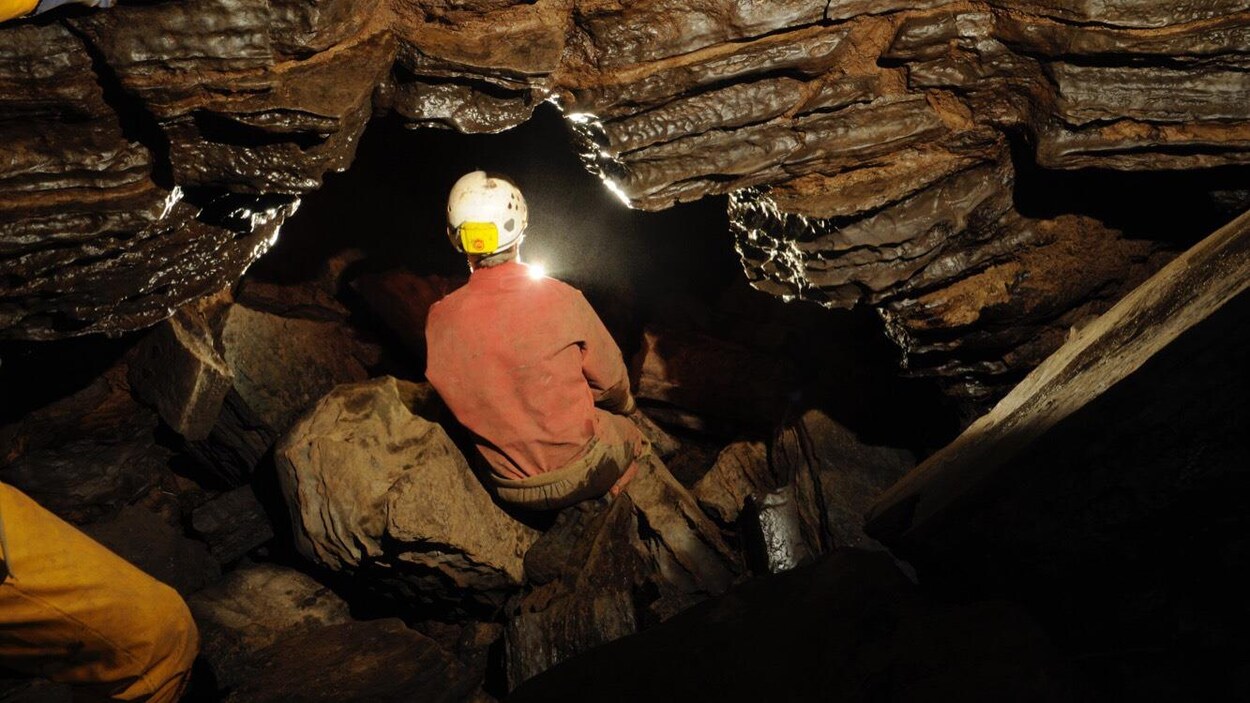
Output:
top-left (0, 364), bottom-right (167, 525)
top-left (276, 376), bottom-right (538, 614)
top-left (128, 308), bottom-right (233, 441)
top-left (188, 562), bottom-right (353, 690)
top-left (773, 409), bottom-right (915, 553)
top-left (507, 455), bottom-right (742, 688)
top-left (625, 457), bottom-right (741, 615)
top-left (506, 589), bottom-right (636, 691)
top-left (506, 498), bottom-right (644, 690)
top-left (629, 408), bottom-right (681, 460)
top-left (221, 304), bottom-right (369, 435)
top-left (509, 550), bottom-right (1069, 702)
top-left (691, 440), bottom-right (773, 526)
top-left (83, 505), bottom-right (220, 597)
top-left (190, 485), bottom-right (275, 564)
top-left (226, 618), bottom-right (476, 703)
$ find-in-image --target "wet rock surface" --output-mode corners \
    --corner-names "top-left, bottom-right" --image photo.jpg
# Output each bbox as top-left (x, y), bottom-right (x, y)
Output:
top-left (0, 3), bottom-right (1246, 700)
top-left (0, 0), bottom-right (1245, 407)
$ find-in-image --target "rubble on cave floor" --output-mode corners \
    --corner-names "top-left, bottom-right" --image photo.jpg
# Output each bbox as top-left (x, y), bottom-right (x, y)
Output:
top-left (0, 245), bottom-right (949, 701)
top-left (3, 204), bottom-right (1245, 700)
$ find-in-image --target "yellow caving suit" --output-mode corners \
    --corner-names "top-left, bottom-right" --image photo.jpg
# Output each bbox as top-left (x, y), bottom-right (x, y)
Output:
top-left (0, 0), bottom-right (35, 21)
top-left (1, 0), bottom-right (113, 23)
top-left (0, 482), bottom-right (198, 702)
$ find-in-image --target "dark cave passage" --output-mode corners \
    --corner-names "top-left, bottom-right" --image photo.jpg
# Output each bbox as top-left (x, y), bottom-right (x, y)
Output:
top-left (3, 1), bottom-right (1250, 701)
top-left (2, 102), bottom-right (1249, 703)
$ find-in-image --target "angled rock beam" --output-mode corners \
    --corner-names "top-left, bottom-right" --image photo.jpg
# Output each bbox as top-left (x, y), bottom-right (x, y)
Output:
top-left (865, 206), bottom-right (1250, 544)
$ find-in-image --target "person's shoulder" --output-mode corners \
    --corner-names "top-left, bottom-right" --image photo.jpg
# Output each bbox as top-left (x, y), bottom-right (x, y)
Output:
top-left (536, 277), bottom-right (595, 311)
top-left (426, 284), bottom-right (469, 326)
top-left (533, 273), bottom-right (583, 298)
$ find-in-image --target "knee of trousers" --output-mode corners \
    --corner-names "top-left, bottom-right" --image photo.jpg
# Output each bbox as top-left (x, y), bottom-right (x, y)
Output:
top-left (133, 582), bottom-right (200, 694)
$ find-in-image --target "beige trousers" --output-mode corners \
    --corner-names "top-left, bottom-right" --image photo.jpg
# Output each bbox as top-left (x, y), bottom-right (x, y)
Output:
top-left (492, 411), bottom-right (648, 511)
top-left (0, 482), bottom-right (198, 702)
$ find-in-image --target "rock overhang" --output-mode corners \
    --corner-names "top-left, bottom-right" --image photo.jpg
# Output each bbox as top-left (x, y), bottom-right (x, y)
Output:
top-left (1, 0), bottom-right (1248, 404)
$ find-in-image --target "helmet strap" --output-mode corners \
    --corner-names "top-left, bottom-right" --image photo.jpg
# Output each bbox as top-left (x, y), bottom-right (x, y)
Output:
top-left (469, 243), bottom-right (520, 269)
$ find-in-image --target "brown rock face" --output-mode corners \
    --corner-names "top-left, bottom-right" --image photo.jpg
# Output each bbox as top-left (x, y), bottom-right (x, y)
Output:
top-left (275, 376), bottom-right (539, 614)
top-left (0, 362), bottom-right (169, 524)
top-left (225, 618), bottom-right (476, 703)
top-left (2, 1), bottom-right (1247, 403)
top-left (189, 563), bottom-right (354, 690)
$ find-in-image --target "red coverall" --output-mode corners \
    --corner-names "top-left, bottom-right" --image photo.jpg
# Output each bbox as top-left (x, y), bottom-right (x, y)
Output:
top-left (425, 260), bottom-right (646, 509)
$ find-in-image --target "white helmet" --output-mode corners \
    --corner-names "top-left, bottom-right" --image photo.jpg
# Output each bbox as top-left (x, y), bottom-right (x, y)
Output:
top-left (446, 171), bottom-right (528, 255)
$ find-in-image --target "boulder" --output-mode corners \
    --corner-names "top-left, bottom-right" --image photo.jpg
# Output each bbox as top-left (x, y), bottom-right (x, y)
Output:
top-left (276, 376), bottom-right (538, 614)
top-left (505, 456), bottom-right (742, 688)
top-left (0, 364), bottom-right (167, 525)
top-left (662, 435), bottom-right (726, 488)
top-left (221, 304), bottom-right (369, 435)
top-left (226, 619), bottom-right (476, 703)
top-left (83, 505), bottom-right (220, 597)
top-left (505, 452), bottom-right (745, 688)
top-left (774, 410), bottom-right (914, 552)
top-left (691, 440), bottom-right (772, 525)
top-left (350, 269), bottom-right (466, 362)
top-left (508, 550), bottom-right (1070, 702)
top-left (234, 278), bottom-right (351, 323)
top-left (629, 409), bottom-right (681, 460)
top-left (188, 562), bottom-right (352, 690)
top-left (182, 389), bottom-right (279, 487)
top-left (440, 621), bottom-right (505, 700)
top-left (507, 497), bottom-right (645, 690)
top-left (190, 485), bottom-right (275, 564)
top-left (128, 307), bottom-right (233, 441)
top-left (523, 497), bottom-right (622, 587)
top-left (623, 457), bottom-right (740, 616)
top-left (505, 589), bottom-right (636, 691)
top-left (740, 484), bottom-right (820, 574)
top-left (630, 326), bottom-right (797, 432)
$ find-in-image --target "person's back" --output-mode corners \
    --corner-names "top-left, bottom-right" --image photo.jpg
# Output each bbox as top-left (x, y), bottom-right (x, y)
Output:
top-left (425, 172), bottom-right (645, 511)
top-left (427, 260), bottom-right (627, 479)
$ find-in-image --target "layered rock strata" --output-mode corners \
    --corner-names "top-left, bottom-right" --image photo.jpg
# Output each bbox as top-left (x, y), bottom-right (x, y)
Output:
top-left (3, 0), bottom-right (1248, 401)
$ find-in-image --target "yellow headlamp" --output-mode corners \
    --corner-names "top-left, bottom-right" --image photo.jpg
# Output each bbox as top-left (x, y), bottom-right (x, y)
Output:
top-left (459, 221), bottom-right (500, 254)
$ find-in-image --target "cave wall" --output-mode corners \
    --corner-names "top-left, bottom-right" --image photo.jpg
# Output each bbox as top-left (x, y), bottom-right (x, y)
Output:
top-left (2, 0), bottom-right (1248, 403)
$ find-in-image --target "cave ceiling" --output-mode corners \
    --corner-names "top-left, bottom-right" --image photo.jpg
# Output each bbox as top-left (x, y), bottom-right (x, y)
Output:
top-left (2, 0), bottom-right (1249, 403)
